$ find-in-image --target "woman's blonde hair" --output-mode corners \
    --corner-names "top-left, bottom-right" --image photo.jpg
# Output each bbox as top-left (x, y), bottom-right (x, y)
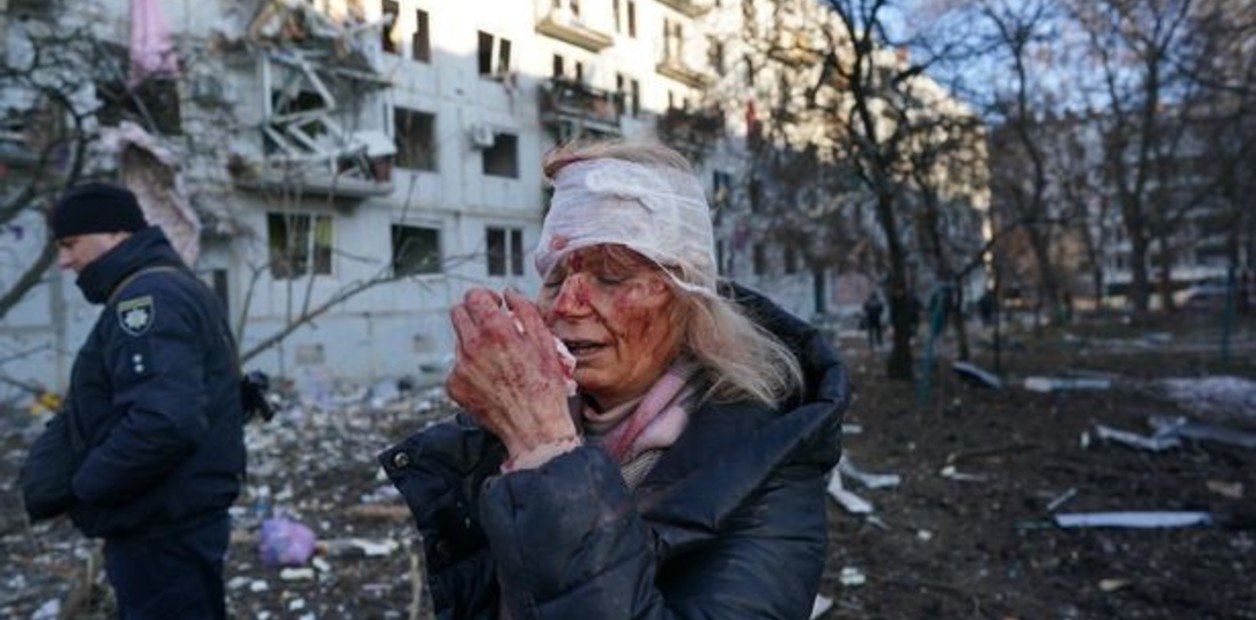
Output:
top-left (543, 139), bottom-right (804, 407)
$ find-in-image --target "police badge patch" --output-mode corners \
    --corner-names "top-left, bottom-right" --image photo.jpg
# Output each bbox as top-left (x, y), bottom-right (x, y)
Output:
top-left (117, 295), bottom-right (155, 336)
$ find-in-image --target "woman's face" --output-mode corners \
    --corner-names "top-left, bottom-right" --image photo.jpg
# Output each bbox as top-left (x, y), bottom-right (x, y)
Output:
top-left (537, 245), bottom-right (686, 409)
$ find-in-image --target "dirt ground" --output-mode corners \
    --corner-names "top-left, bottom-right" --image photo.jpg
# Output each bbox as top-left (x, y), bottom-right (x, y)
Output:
top-left (2, 313), bottom-right (1254, 619)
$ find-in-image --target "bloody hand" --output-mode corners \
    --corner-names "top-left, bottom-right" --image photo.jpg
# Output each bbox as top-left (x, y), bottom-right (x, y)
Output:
top-left (446, 288), bottom-right (577, 458)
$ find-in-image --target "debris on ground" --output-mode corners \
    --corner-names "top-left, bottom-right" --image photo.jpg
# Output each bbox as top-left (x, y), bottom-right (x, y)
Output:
top-left (259, 518), bottom-right (317, 567)
top-left (1206, 480), bottom-right (1245, 500)
top-left (1045, 486), bottom-right (1078, 512)
top-left (1053, 511), bottom-right (1213, 529)
top-left (826, 471), bottom-right (874, 514)
top-left (837, 456), bottom-right (902, 490)
top-left (1093, 423), bottom-right (1181, 452)
top-left (810, 594), bottom-right (833, 619)
top-left (1024, 376), bottom-right (1112, 392)
top-left (1150, 415), bottom-right (1256, 450)
top-left (938, 464), bottom-right (988, 483)
top-left (952, 361), bottom-right (1003, 389)
top-left (1158, 375), bottom-right (1256, 420)
top-left (838, 567), bottom-right (867, 587)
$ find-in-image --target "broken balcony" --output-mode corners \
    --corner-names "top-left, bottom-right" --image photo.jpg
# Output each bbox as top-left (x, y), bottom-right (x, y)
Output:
top-left (656, 0), bottom-right (713, 17)
top-left (539, 78), bottom-right (624, 138)
top-left (655, 56), bottom-right (714, 89)
top-left (656, 106), bottom-right (725, 154)
top-left (768, 28), bottom-right (823, 67)
top-left (534, 3), bottom-right (613, 52)
top-left (232, 4), bottom-right (397, 200)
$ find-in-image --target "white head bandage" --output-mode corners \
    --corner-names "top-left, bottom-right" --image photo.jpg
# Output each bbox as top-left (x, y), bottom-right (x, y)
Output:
top-left (535, 159), bottom-right (717, 297)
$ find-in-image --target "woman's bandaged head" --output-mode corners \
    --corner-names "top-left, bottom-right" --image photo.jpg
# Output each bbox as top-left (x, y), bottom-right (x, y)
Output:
top-left (535, 158), bottom-right (718, 297)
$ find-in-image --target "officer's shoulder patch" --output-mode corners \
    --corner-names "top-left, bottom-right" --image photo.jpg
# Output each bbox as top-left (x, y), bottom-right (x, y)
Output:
top-left (116, 295), bottom-right (156, 337)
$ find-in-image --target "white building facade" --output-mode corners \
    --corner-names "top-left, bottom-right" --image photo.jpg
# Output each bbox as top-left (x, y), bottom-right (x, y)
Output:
top-left (1, 0), bottom-right (987, 395)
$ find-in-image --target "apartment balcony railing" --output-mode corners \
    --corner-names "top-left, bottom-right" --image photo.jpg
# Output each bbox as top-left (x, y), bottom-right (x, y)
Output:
top-left (656, 0), bottom-right (714, 17)
top-left (657, 105), bottom-right (724, 154)
top-left (232, 51), bottom-right (395, 200)
top-left (655, 55), bottom-right (714, 89)
top-left (534, 5), bottom-right (613, 52)
top-left (539, 77), bottom-right (624, 137)
top-left (768, 29), bottom-right (823, 67)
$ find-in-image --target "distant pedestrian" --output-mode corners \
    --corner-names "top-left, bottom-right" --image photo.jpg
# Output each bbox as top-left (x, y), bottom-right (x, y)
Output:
top-left (978, 290), bottom-right (997, 327)
top-left (22, 183), bottom-right (244, 620)
top-left (906, 293), bottom-right (924, 342)
top-left (863, 292), bottom-right (884, 349)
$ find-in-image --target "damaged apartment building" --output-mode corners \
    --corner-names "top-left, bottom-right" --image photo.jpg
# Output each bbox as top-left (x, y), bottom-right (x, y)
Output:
top-left (0, 0), bottom-right (988, 392)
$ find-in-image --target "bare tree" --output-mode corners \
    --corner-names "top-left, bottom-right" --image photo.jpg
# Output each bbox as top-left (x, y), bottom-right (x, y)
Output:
top-left (1068, 0), bottom-right (1203, 316)
top-left (977, 0), bottom-right (1073, 323)
top-left (0, 5), bottom-right (101, 319)
top-left (816, 0), bottom-right (986, 379)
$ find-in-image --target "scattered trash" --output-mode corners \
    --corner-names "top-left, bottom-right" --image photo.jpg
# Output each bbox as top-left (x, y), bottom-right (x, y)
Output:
top-left (249, 580), bottom-right (269, 593)
top-left (810, 594), bottom-right (833, 620)
top-left (1024, 377), bottom-right (1112, 393)
top-left (1054, 511), bottom-right (1213, 529)
top-left (312, 557), bottom-right (332, 573)
top-left (952, 361), bottom-right (1003, 389)
top-left (345, 504), bottom-right (411, 521)
top-left (838, 456), bottom-right (902, 490)
top-left (1046, 487), bottom-right (1079, 512)
top-left (358, 484), bottom-right (402, 504)
top-left (1099, 578), bottom-right (1131, 592)
top-left (826, 472), bottom-right (874, 514)
top-left (279, 567), bottom-right (315, 581)
top-left (259, 517), bottom-right (317, 567)
top-left (226, 576), bottom-right (251, 590)
top-left (1159, 376), bottom-right (1256, 420)
top-left (1150, 416), bottom-right (1256, 450)
top-left (916, 529), bottom-right (933, 542)
top-left (288, 598), bottom-right (307, 611)
top-left (1206, 480), bottom-right (1244, 500)
top-left (317, 538), bottom-right (400, 558)
top-left (841, 423), bottom-right (863, 435)
top-left (31, 599), bottom-right (60, 620)
top-left (1094, 424), bottom-right (1180, 452)
top-left (838, 566), bottom-right (867, 587)
top-left (939, 465), bottom-right (988, 483)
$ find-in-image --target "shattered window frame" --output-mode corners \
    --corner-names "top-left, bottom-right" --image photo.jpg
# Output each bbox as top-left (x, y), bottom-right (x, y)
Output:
top-left (478, 31), bottom-right (513, 78)
top-left (412, 9), bottom-right (431, 63)
top-left (267, 212), bottom-right (334, 280)
top-left (486, 226), bottom-right (525, 277)
top-left (391, 224), bottom-right (442, 276)
top-left (381, 0), bottom-right (400, 55)
top-left (394, 107), bottom-right (437, 171)
top-left (482, 132), bottom-right (520, 178)
top-left (784, 245), bottom-right (800, 275)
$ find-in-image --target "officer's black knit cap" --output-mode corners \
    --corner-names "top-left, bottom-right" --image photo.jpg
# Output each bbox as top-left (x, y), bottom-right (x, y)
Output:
top-left (50, 182), bottom-right (147, 239)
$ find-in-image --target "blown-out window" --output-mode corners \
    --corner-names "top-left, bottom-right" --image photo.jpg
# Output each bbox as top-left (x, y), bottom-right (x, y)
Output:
top-left (267, 213), bottom-right (333, 279)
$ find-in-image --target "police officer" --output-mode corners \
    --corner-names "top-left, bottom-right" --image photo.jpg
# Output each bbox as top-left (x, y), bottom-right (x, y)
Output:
top-left (39, 182), bottom-right (245, 619)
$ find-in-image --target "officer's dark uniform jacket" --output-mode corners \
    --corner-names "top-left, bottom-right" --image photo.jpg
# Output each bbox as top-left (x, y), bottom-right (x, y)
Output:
top-left (380, 286), bottom-right (850, 619)
top-left (64, 226), bottom-right (244, 538)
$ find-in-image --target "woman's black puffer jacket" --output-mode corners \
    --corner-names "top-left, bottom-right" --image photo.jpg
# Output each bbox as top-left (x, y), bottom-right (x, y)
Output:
top-left (379, 285), bottom-right (851, 619)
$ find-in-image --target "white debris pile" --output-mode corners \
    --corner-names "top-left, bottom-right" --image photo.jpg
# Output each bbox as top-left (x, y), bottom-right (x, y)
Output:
top-left (1158, 376), bottom-right (1256, 421)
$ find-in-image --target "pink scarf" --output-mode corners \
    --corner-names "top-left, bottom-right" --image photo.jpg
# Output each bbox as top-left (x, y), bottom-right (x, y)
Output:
top-left (583, 360), bottom-right (700, 463)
